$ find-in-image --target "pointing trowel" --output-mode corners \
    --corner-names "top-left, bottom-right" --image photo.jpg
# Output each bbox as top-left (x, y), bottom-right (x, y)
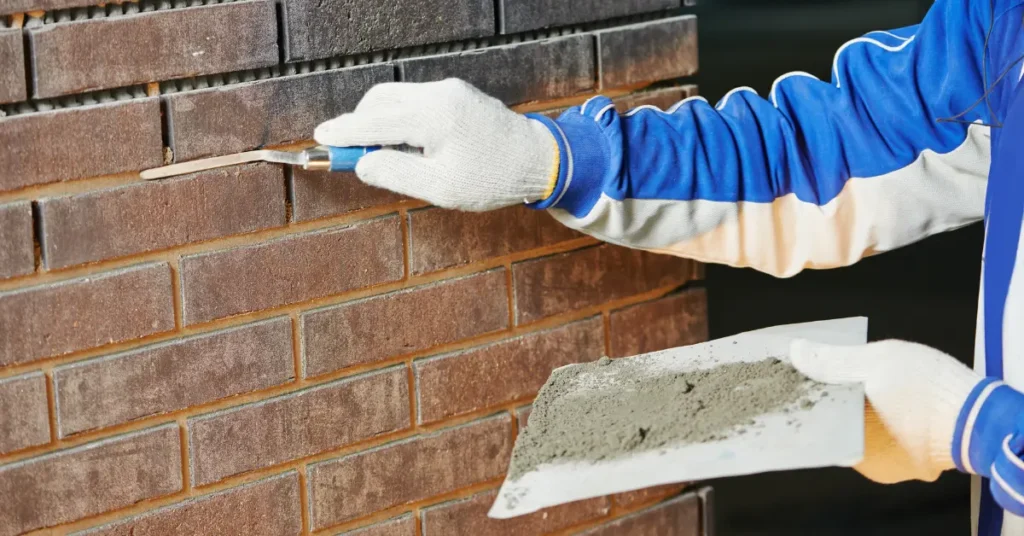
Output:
top-left (140, 145), bottom-right (408, 180)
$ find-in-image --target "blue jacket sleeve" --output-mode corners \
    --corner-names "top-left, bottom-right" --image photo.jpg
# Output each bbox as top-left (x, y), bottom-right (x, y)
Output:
top-left (527, 0), bottom-right (993, 277)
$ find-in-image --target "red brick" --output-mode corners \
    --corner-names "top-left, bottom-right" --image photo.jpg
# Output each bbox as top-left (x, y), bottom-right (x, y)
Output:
top-left (0, 263), bottom-right (175, 367)
top-left (0, 30), bottom-right (26, 104)
top-left (0, 201), bottom-right (34, 280)
top-left (0, 372), bottom-right (50, 454)
top-left (28, 1), bottom-right (278, 98)
top-left (500, 0), bottom-right (678, 33)
top-left (608, 289), bottom-right (708, 358)
top-left (54, 318), bottom-right (294, 438)
top-left (577, 493), bottom-right (700, 536)
top-left (308, 415), bottom-right (512, 529)
top-left (180, 217), bottom-right (403, 325)
top-left (80, 472), bottom-right (301, 536)
top-left (400, 35), bottom-right (595, 105)
top-left (613, 85), bottom-right (699, 113)
top-left (338, 515), bottom-right (416, 536)
top-left (613, 484), bottom-right (687, 509)
top-left (0, 425), bottom-right (182, 536)
top-left (188, 366), bottom-right (409, 486)
top-left (302, 270), bottom-right (509, 377)
top-left (408, 205), bottom-right (580, 275)
top-left (38, 163), bottom-right (286, 269)
top-left (597, 16), bottom-right (698, 89)
top-left (0, 99), bottom-right (162, 192)
top-left (415, 317), bottom-right (603, 424)
top-left (512, 245), bottom-right (694, 324)
top-left (422, 490), bottom-right (609, 535)
top-left (290, 169), bottom-right (406, 223)
top-left (166, 64), bottom-right (392, 162)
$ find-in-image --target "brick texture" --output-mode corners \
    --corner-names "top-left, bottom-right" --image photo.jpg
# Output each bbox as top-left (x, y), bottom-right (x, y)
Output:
top-left (0, 30), bottom-right (26, 104)
top-left (613, 484), bottom-right (687, 508)
top-left (598, 15), bottom-right (698, 89)
top-left (0, 263), bottom-right (174, 367)
top-left (0, 201), bottom-right (34, 280)
top-left (608, 289), bottom-right (708, 358)
top-left (0, 373), bottom-right (50, 455)
top-left (0, 0), bottom-right (95, 15)
top-left (167, 65), bottom-right (392, 162)
top-left (415, 317), bottom-right (603, 424)
top-left (81, 472), bottom-right (302, 536)
top-left (0, 99), bottom-right (163, 192)
top-left (188, 366), bottom-right (409, 486)
top-left (0, 425), bottom-right (182, 536)
top-left (282, 0), bottom-right (494, 61)
top-left (54, 318), bottom-right (294, 437)
top-left (28, 1), bottom-right (279, 98)
top-left (501, 0), bottom-right (679, 33)
top-left (38, 163), bottom-right (286, 269)
top-left (290, 169), bottom-right (406, 222)
top-left (400, 35), bottom-right (595, 105)
top-left (408, 205), bottom-right (580, 275)
top-left (512, 245), bottom-right (694, 324)
top-left (180, 217), bottom-right (403, 325)
top-left (422, 490), bottom-right (610, 535)
top-left (302, 270), bottom-right (509, 377)
top-left (578, 493), bottom-right (700, 536)
top-left (308, 415), bottom-right (513, 529)
top-left (339, 515), bottom-right (416, 536)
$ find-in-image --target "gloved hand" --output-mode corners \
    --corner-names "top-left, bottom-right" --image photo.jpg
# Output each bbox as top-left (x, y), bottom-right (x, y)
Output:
top-left (790, 339), bottom-right (983, 483)
top-left (313, 78), bottom-right (558, 211)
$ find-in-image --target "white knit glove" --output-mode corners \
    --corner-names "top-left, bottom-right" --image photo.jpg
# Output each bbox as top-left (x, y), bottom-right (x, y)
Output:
top-left (791, 339), bottom-right (983, 483)
top-left (313, 79), bottom-right (558, 211)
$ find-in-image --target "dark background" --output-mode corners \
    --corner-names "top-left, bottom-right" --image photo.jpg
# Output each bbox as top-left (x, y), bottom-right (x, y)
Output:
top-left (694, 0), bottom-right (984, 534)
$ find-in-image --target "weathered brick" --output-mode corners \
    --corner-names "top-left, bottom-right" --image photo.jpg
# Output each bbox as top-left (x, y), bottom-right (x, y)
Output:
top-left (0, 201), bottom-right (34, 280)
top-left (38, 163), bottom-right (286, 270)
top-left (180, 217), bottom-right (403, 325)
top-left (608, 289), bottom-right (708, 358)
top-left (189, 366), bottom-right (409, 486)
top-left (415, 317), bottom-right (603, 424)
top-left (0, 30), bottom-right (26, 104)
top-left (290, 169), bottom-right (406, 222)
top-left (597, 16), bottom-right (698, 89)
top-left (0, 263), bottom-right (174, 367)
top-left (512, 245), bottom-right (694, 324)
top-left (613, 484), bottom-right (687, 509)
top-left (400, 35), bottom-right (594, 105)
top-left (28, 1), bottom-right (278, 98)
top-left (422, 490), bottom-right (609, 535)
top-left (0, 99), bottom-right (162, 192)
top-left (54, 318), bottom-right (294, 438)
top-left (501, 0), bottom-right (678, 33)
top-left (408, 205), bottom-right (579, 275)
top-left (0, 0), bottom-right (95, 15)
top-left (516, 405), bottom-right (531, 431)
top-left (338, 515), bottom-right (416, 536)
top-left (302, 270), bottom-right (509, 377)
top-left (0, 372), bottom-right (50, 454)
top-left (167, 65), bottom-right (392, 162)
top-left (308, 415), bottom-right (512, 529)
top-left (613, 85), bottom-right (699, 113)
top-left (0, 425), bottom-right (182, 536)
top-left (282, 0), bottom-right (494, 61)
top-left (80, 472), bottom-right (301, 536)
top-left (578, 493), bottom-right (700, 536)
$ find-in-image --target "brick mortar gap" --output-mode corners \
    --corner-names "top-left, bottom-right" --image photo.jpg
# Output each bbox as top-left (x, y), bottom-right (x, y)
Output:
top-left (298, 465), bottom-right (311, 534)
top-left (176, 418), bottom-right (191, 493)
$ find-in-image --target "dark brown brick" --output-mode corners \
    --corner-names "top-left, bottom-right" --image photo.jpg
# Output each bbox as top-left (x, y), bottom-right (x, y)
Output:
top-left (400, 35), bottom-right (594, 105)
top-left (338, 515), bottom-right (416, 536)
top-left (501, 0), bottom-right (677, 33)
top-left (597, 16), bottom-right (698, 89)
top-left (613, 85), bottom-right (699, 113)
top-left (0, 30), bottom-right (26, 104)
top-left (54, 318), bottom-right (294, 438)
top-left (415, 317), bottom-right (603, 424)
top-left (0, 201), bottom-right (34, 280)
top-left (180, 217), bottom-right (403, 325)
top-left (613, 484), bottom-right (687, 509)
top-left (167, 65), bottom-right (392, 162)
top-left (308, 415), bottom-right (512, 529)
top-left (0, 372), bottom-right (50, 454)
top-left (290, 169), bottom-right (406, 222)
top-left (302, 270), bottom-right (509, 377)
top-left (512, 245), bottom-right (694, 324)
top-left (38, 163), bottom-right (286, 270)
top-left (0, 263), bottom-right (175, 367)
top-left (577, 493), bottom-right (700, 536)
top-left (0, 99), bottom-right (162, 192)
top-left (608, 289), bottom-right (708, 358)
top-left (422, 490), bottom-right (609, 535)
top-left (28, 1), bottom-right (278, 98)
top-left (80, 472), bottom-right (301, 536)
top-left (189, 366), bottom-right (409, 486)
top-left (408, 205), bottom-right (580, 275)
top-left (283, 0), bottom-right (494, 61)
top-left (0, 425), bottom-right (182, 536)
top-left (0, 0), bottom-right (95, 15)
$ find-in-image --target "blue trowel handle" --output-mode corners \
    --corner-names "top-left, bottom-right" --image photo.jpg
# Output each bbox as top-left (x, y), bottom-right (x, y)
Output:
top-left (302, 145), bottom-right (418, 173)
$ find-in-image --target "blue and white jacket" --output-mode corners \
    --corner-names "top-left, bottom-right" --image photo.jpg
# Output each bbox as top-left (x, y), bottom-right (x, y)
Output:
top-left (528, 0), bottom-right (1024, 533)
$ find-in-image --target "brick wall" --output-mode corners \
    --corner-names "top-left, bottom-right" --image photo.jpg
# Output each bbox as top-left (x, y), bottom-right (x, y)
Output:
top-left (0, 1), bottom-right (709, 534)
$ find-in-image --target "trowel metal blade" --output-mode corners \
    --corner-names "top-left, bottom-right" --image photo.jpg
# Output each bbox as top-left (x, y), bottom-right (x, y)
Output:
top-left (140, 150), bottom-right (305, 180)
